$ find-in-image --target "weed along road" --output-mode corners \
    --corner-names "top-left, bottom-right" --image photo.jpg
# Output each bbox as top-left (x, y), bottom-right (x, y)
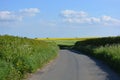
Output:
top-left (28, 50), bottom-right (120, 80)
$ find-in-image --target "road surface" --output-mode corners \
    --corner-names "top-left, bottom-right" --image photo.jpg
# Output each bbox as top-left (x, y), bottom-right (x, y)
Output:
top-left (27, 50), bottom-right (120, 80)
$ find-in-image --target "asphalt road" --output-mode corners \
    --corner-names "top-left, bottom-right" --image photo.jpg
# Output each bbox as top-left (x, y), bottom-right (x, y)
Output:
top-left (27, 50), bottom-right (120, 80)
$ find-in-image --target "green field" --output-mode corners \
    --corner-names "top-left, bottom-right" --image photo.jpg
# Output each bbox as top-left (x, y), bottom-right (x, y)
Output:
top-left (37, 37), bottom-right (94, 45)
top-left (0, 35), bottom-right (59, 80)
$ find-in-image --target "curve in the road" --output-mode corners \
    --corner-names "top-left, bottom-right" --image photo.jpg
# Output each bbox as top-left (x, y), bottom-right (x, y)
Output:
top-left (27, 50), bottom-right (120, 80)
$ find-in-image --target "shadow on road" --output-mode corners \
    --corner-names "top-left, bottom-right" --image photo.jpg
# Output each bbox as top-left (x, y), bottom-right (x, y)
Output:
top-left (65, 49), bottom-right (120, 80)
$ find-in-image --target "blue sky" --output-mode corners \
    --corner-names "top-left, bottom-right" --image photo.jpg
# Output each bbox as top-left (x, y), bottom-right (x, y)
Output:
top-left (0, 0), bottom-right (120, 38)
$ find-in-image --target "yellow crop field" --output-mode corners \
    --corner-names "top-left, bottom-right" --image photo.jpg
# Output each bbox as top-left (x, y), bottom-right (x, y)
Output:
top-left (36, 37), bottom-right (96, 45)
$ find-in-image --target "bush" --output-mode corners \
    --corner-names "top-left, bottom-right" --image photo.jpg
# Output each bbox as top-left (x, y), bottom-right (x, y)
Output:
top-left (0, 60), bottom-right (20, 80)
top-left (0, 35), bottom-right (59, 80)
top-left (94, 44), bottom-right (120, 73)
top-left (74, 36), bottom-right (120, 74)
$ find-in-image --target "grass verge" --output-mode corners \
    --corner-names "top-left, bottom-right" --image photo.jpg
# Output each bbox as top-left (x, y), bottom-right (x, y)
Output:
top-left (74, 36), bottom-right (120, 74)
top-left (0, 35), bottom-right (59, 80)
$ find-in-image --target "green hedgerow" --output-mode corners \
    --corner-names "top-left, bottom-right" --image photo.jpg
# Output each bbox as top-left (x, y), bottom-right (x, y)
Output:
top-left (0, 35), bottom-right (59, 80)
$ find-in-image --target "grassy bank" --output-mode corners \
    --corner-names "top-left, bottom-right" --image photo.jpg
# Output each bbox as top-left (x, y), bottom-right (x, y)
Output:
top-left (0, 35), bottom-right (59, 80)
top-left (74, 36), bottom-right (120, 73)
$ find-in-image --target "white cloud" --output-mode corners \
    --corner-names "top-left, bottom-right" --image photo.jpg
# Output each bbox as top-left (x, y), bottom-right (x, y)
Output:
top-left (0, 8), bottom-right (40, 23)
top-left (61, 10), bottom-right (87, 18)
top-left (101, 15), bottom-right (120, 26)
top-left (0, 11), bottom-right (22, 22)
top-left (61, 10), bottom-right (91, 24)
top-left (91, 17), bottom-right (101, 23)
top-left (61, 10), bottom-right (120, 26)
top-left (102, 15), bottom-right (112, 21)
top-left (19, 8), bottom-right (40, 16)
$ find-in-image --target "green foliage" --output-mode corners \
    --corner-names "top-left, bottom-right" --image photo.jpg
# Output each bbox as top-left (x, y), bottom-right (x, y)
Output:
top-left (74, 36), bottom-right (120, 74)
top-left (0, 60), bottom-right (20, 80)
top-left (94, 44), bottom-right (120, 73)
top-left (0, 35), bottom-right (59, 80)
top-left (75, 36), bottom-right (120, 47)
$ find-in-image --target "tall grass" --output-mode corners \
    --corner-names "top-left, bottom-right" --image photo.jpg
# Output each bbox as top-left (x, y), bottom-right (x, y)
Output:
top-left (74, 36), bottom-right (120, 74)
top-left (94, 44), bottom-right (120, 73)
top-left (0, 35), bottom-right (59, 80)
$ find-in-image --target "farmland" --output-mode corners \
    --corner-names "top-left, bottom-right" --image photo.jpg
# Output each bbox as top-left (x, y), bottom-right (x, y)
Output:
top-left (0, 35), bottom-right (59, 80)
top-left (37, 37), bottom-right (94, 46)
